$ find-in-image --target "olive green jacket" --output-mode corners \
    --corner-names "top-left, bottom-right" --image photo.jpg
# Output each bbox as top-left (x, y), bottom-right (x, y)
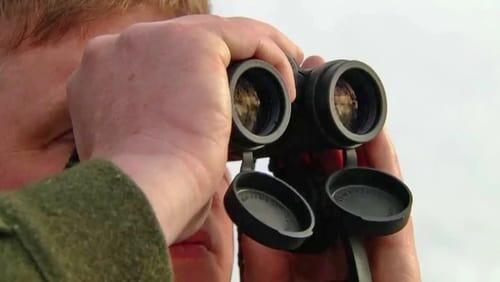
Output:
top-left (0, 160), bottom-right (173, 281)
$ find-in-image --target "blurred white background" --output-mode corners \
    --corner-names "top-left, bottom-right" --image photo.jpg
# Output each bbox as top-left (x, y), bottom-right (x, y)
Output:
top-left (212, 1), bottom-right (500, 281)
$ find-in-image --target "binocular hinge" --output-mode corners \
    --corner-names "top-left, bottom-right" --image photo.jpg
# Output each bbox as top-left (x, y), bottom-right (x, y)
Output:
top-left (343, 149), bottom-right (358, 168)
top-left (240, 151), bottom-right (256, 172)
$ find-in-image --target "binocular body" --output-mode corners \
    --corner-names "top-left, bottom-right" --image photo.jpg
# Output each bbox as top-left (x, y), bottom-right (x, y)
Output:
top-left (228, 59), bottom-right (387, 160)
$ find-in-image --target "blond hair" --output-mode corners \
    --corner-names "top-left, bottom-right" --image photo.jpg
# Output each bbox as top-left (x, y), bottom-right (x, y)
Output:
top-left (0, 0), bottom-right (210, 48)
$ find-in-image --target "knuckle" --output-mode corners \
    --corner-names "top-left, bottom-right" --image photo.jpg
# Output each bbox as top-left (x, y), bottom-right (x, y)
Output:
top-left (230, 16), bottom-right (267, 27)
top-left (203, 14), bottom-right (223, 22)
top-left (161, 20), bottom-right (202, 41)
top-left (172, 14), bottom-right (222, 33)
top-left (177, 14), bottom-right (222, 24)
top-left (170, 22), bottom-right (197, 37)
top-left (116, 24), bottom-right (144, 50)
top-left (82, 36), bottom-right (107, 65)
top-left (295, 47), bottom-right (305, 62)
top-left (166, 21), bottom-right (220, 50)
top-left (251, 18), bottom-right (279, 35)
top-left (66, 71), bottom-right (78, 94)
top-left (229, 16), bottom-right (270, 34)
top-left (228, 16), bottom-right (254, 23)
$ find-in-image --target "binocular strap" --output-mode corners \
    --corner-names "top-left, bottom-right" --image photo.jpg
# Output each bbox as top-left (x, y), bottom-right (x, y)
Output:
top-left (343, 233), bottom-right (372, 282)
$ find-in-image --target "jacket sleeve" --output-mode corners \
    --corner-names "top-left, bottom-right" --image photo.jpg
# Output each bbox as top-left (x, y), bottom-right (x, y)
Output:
top-left (0, 160), bottom-right (173, 282)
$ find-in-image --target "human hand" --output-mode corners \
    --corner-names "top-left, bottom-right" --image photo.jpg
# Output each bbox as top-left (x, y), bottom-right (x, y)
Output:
top-left (66, 15), bottom-right (303, 245)
top-left (239, 56), bottom-right (420, 282)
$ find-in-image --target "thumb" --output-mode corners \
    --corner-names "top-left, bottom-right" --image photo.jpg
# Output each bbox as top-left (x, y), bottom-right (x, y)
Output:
top-left (239, 234), bottom-right (292, 282)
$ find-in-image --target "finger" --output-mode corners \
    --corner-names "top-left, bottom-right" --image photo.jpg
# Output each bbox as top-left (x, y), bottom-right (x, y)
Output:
top-left (362, 128), bottom-right (402, 178)
top-left (240, 233), bottom-right (348, 281)
top-left (367, 220), bottom-right (421, 282)
top-left (68, 34), bottom-right (118, 159)
top-left (239, 234), bottom-right (292, 282)
top-left (212, 17), bottom-right (303, 100)
top-left (289, 242), bottom-right (348, 281)
top-left (252, 38), bottom-right (298, 100)
top-left (226, 17), bottom-right (304, 64)
top-left (301, 55), bottom-right (325, 69)
top-left (355, 145), bottom-right (370, 167)
top-left (361, 129), bottom-right (420, 281)
top-left (311, 149), bottom-right (344, 175)
top-left (178, 15), bottom-right (302, 66)
top-left (301, 56), bottom-right (342, 174)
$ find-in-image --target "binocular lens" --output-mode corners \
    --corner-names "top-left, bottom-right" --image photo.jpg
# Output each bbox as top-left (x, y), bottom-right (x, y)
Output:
top-left (332, 79), bottom-right (359, 132)
top-left (234, 77), bottom-right (261, 133)
top-left (330, 67), bottom-right (384, 137)
top-left (233, 66), bottom-right (288, 136)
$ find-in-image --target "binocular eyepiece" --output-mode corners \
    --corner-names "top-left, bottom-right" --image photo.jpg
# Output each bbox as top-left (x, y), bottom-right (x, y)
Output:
top-left (228, 58), bottom-right (387, 157)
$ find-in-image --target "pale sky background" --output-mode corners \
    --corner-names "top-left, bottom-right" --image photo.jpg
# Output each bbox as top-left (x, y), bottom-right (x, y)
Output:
top-left (212, 1), bottom-right (500, 281)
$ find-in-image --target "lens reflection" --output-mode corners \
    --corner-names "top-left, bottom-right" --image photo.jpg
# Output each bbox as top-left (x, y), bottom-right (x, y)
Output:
top-left (332, 79), bottom-right (359, 132)
top-left (234, 78), bottom-right (262, 133)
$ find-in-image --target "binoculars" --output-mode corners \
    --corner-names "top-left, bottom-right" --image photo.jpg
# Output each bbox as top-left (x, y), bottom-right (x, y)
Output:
top-left (228, 58), bottom-right (386, 155)
top-left (224, 58), bottom-right (413, 282)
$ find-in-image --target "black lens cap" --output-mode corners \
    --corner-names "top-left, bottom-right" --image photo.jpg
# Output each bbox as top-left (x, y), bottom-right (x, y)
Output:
top-left (224, 171), bottom-right (315, 251)
top-left (325, 167), bottom-right (412, 236)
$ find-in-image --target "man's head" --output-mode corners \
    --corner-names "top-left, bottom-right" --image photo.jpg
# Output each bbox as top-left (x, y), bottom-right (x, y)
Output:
top-left (0, 1), bottom-right (234, 281)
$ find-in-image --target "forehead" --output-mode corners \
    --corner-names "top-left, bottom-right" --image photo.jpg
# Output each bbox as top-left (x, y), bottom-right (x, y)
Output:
top-left (0, 5), bottom-right (172, 56)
